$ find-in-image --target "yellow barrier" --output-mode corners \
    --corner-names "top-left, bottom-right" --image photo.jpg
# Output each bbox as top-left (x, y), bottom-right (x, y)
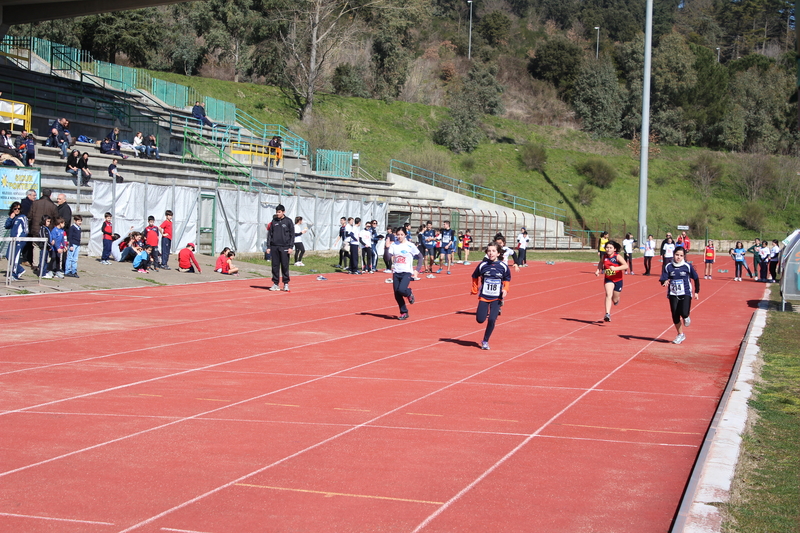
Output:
top-left (0, 98), bottom-right (32, 133)
top-left (231, 142), bottom-right (282, 166)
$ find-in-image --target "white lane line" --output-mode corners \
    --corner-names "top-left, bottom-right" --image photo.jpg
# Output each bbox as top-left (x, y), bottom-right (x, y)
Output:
top-left (0, 511), bottom-right (114, 525)
top-left (412, 282), bottom-right (733, 531)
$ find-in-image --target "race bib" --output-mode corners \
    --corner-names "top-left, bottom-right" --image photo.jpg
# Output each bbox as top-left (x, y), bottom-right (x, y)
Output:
top-left (604, 268), bottom-right (615, 276)
top-left (395, 255), bottom-right (407, 264)
top-left (669, 279), bottom-right (685, 296)
top-left (483, 279), bottom-right (501, 297)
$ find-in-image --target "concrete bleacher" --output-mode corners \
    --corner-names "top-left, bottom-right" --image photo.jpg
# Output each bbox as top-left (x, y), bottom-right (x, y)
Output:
top-left (2, 57), bottom-right (584, 251)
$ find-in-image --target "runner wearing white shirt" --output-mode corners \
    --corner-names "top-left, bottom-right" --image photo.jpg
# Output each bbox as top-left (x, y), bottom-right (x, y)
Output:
top-left (390, 227), bottom-right (419, 320)
top-left (622, 233), bottom-right (636, 274)
top-left (516, 229), bottom-right (530, 267)
top-left (643, 234), bottom-right (656, 276)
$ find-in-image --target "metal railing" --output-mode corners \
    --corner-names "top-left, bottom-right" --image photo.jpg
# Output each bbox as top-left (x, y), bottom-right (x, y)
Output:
top-left (234, 108), bottom-right (308, 157)
top-left (0, 97), bottom-right (32, 132)
top-left (389, 159), bottom-right (567, 222)
top-left (316, 149), bottom-right (352, 178)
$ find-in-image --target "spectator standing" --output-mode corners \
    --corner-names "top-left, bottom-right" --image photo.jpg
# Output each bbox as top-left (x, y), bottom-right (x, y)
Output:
top-left (516, 228), bottom-right (529, 268)
top-left (28, 189), bottom-right (58, 274)
top-left (13, 130), bottom-right (28, 161)
top-left (679, 231), bottom-right (691, 256)
top-left (142, 216), bottom-right (161, 270)
top-left (6, 202), bottom-right (27, 280)
top-left (46, 217), bottom-right (67, 279)
top-left (267, 204), bottom-right (294, 291)
top-left (333, 217), bottom-right (348, 269)
top-left (703, 241), bottom-right (716, 280)
top-left (56, 193), bottom-right (73, 272)
top-left (597, 231), bottom-right (610, 261)
top-left (747, 238), bottom-right (761, 277)
top-left (293, 216), bottom-right (310, 266)
top-left (178, 243), bottom-right (202, 273)
top-left (643, 234), bottom-right (656, 276)
top-left (37, 215), bottom-right (53, 278)
top-left (192, 101), bottom-right (216, 128)
top-left (19, 189), bottom-right (36, 265)
top-left (360, 221), bottom-right (374, 273)
top-left (769, 240), bottom-right (781, 282)
top-left (160, 210), bottom-right (173, 269)
top-left (100, 212), bottom-right (114, 264)
top-left (622, 233), bottom-right (636, 274)
top-left (347, 217), bottom-right (361, 275)
top-left (660, 232), bottom-right (675, 272)
top-left (22, 133), bottom-right (36, 166)
top-left (65, 215), bottom-right (82, 277)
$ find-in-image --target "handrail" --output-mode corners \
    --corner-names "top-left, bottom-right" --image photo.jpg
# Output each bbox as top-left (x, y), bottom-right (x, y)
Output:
top-left (234, 108), bottom-right (308, 157)
top-left (182, 127), bottom-right (280, 195)
top-left (389, 159), bottom-right (567, 221)
top-left (0, 97), bottom-right (32, 132)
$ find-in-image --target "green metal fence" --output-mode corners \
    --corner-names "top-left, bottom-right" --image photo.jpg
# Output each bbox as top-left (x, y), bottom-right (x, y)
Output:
top-left (388, 160), bottom-right (567, 222)
top-left (316, 149), bottom-right (353, 177)
top-left (234, 109), bottom-right (308, 157)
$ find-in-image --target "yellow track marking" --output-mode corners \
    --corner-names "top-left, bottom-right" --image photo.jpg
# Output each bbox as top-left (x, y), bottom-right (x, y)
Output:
top-left (138, 394), bottom-right (162, 397)
top-left (235, 483), bottom-right (444, 505)
top-left (480, 418), bottom-right (519, 423)
top-left (265, 402), bottom-right (300, 407)
top-left (559, 423), bottom-right (702, 435)
top-left (334, 408), bottom-right (371, 412)
top-left (406, 413), bottom-right (443, 417)
top-left (195, 398), bottom-right (230, 403)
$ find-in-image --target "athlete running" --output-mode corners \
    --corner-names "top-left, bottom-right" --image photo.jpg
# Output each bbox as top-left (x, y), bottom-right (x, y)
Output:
top-left (594, 241), bottom-right (628, 323)
top-left (389, 227), bottom-right (419, 320)
top-left (659, 247), bottom-right (700, 344)
top-left (471, 242), bottom-right (511, 350)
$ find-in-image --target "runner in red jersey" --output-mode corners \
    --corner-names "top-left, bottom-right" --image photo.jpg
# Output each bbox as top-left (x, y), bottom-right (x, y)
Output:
top-left (594, 241), bottom-right (628, 323)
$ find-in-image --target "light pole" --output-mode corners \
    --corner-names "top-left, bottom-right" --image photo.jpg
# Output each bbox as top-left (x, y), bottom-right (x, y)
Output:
top-left (716, 47), bottom-right (720, 62)
top-left (467, 1), bottom-right (473, 60)
top-left (594, 27), bottom-right (600, 59)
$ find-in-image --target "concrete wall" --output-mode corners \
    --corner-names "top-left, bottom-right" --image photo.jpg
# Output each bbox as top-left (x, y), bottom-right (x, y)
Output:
top-left (386, 172), bottom-right (565, 237)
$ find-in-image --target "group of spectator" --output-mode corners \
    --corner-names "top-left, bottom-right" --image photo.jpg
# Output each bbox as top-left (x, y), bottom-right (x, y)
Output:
top-left (1, 128), bottom-right (36, 167)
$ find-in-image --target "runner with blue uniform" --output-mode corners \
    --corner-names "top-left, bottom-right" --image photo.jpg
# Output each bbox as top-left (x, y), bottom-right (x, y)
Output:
top-left (438, 221), bottom-right (456, 275)
top-left (471, 242), bottom-right (511, 350)
top-left (659, 247), bottom-right (700, 344)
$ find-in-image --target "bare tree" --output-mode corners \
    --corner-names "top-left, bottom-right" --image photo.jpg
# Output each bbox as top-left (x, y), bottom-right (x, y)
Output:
top-left (737, 153), bottom-right (776, 202)
top-left (689, 152), bottom-right (723, 199)
top-left (279, 1), bottom-right (369, 122)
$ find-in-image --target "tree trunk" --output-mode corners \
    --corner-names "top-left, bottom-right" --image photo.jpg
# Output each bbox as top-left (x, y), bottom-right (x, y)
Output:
top-left (301, 2), bottom-right (322, 122)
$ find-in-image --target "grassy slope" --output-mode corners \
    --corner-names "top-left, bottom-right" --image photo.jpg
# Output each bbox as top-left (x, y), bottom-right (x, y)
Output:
top-left (150, 71), bottom-right (797, 241)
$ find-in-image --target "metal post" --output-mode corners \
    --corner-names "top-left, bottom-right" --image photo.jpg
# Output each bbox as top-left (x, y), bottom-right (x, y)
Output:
top-left (467, 1), bottom-right (473, 60)
top-left (637, 0), bottom-right (654, 251)
top-left (595, 27), bottom-right (600, 59)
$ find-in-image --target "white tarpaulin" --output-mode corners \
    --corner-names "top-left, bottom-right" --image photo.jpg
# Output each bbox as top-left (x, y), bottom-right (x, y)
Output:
top-left (90, 181), bottom-right (388, 256)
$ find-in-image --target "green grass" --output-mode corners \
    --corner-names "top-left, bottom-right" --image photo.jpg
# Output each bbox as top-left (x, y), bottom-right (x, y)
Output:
top-left (722, 286), bottom-right (800, 533)
top-left (136, 277), bottom-right (167, 285)
top-left (240, 252), bottom-right (345, 275)
top-left (149, 71), bottom-right (799, 241)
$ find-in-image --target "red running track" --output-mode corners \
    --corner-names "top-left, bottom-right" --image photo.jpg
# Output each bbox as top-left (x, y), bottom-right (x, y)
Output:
top-left (0, 261), bottom-right (764, 532)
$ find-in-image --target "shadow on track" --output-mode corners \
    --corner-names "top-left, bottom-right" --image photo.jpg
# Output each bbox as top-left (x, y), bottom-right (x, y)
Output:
top-left (358, 312), bottom-right (399, 320)
top-left (439, 338), bottom-right (482, 348)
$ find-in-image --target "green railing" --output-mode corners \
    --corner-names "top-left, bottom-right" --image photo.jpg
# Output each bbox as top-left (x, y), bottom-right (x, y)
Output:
top-left (182, 128), bottom-right (279, 194)
top-left (234, 109), bottom-right (308, 157)
top-left (316, 149), bottom-right (352, 177)
top-left (389, 159), bottom-right (567, 222)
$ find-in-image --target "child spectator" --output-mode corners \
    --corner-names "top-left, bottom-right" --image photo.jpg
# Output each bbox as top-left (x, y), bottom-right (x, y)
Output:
top-left (100, 212), bottom-right (114, 264)
top-left (159, 210), bottom-right (173, 269)
top-left (293, 216), bottom-right (309, 266)
top-left (45, 217), bottom-right (67, 279)
top-left (65, 215), bottom-right (82, 278)
top-left (132, 132), bottom-right (146, 158)
top-left (38, 215), bottom-right (53, 277)
top-left (133, 245), bottom-right (153, 273)
top-left (142, 216), bottom-right (161, 270)
top-left (215, 247), bottom-right (231, 272)
top-left (178, 243), bottom-right (202, 273)
top-left (224, 250), bottom-right (239, 275)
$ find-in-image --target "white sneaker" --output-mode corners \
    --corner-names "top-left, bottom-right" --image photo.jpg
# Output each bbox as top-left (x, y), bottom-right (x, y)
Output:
top-left (43, 272), bottom-right (54, 279)
top-left (673, 333), bottom-right (686, 344)
top-left (383, 269), bottom-right (392, 273)
top-left (55, 271), bottom-right (65, 279)
top-left (268, 285), bottom-right (280, 291)
top-left (683, 317), bottom-right (691, 327)
top-left (282, 284), bottom-right (289, 291)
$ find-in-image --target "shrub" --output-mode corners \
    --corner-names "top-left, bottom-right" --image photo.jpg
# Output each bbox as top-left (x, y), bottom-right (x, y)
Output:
top-left (398, 145), bottom-right (453, 178)
top-left (471, 174), bottom-right (487, 187)
top-left (576, 182), bottom-right (597, 206)
top-left (577, 158), bottom-right (617, 188)
top-left (687, 205), bottom-right (712, 237)
top-left (520, 142), bottom-right (548, 172)
top-left (461, 155), bottom-right (476, 172)
top-left (332, 63), bottom-right (369, 98)
top-left (689, 152), bottom-right (723, 199)
top-left (440, 61), bottom-right (457, 82)
top-left (739, 202), bottom-right (767, 232)
top-left (737, 154), bottom-right (776, 202)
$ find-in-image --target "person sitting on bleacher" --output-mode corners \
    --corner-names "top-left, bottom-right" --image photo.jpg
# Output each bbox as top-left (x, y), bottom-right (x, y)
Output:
top-left (45, 118), bottom-right (70, 158)
top-left (14, 130), bottom-right (28, 161)
top-left (100, 137), bottom-right (127, 159)
top-left (108, 159), bottom-right (123, 182)
top-left (146, 134), bottom-right (161, 160)
top-left (78, 152), bottom-right (93, 186)
top-left (192, 101), bottom-right (216, 128)
top-left (0, 129), bottom-right (16, 157)
top-left (132, 132), bottom-right (147, 158)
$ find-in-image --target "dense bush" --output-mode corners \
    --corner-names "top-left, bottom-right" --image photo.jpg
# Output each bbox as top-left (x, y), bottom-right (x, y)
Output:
top-left (577, 158), bottom-right (617, 188)
top-left (520, 142), bottom-right (548, 172)
top-left (332, 63), bottom-right (370, 98)
top-left (689, 152), bottom-right (723, 198)
top-left (739, 201), bottom-right (767, 232)
top-left (576, 182), bottom-right (597, 206)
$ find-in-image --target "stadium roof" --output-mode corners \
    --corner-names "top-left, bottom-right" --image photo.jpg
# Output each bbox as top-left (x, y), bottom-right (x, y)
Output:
top-left (1, 0), bottom-right (187, 28)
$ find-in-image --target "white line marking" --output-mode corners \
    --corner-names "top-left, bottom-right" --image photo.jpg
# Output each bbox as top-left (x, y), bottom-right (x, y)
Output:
top-left (0, 511), bottom-right (114, 525)
top-left (411, 282), bottom-right (732, 532)
top-left (161, 528), bottom-right (213, 533)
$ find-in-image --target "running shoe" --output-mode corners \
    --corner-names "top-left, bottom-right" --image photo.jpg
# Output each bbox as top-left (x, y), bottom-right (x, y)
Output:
top-left (43, 272), bottom-right (54, 278)
top-left (283, 284), bottom-right (290, 291)
top-left (426, 274), bottom-right (435, 279)
top-left (162, 265), bottom-right (171, 270)
top-left (269, 285), bottom-right (280, 291)
top-left (673, 333), bottom-right (686, 344)
top-left (384, 269), bottom-right (392, 273)
top-left (613, 300), bottom-right (619, 306)
top-left (408, 291), bottom-right (415, 304)
top-left (137, 269), bottom-right (148, 273)
top-left (316, 276), bottom-right (327, 281)
top-left (385, 278), bottom-right (393, 283)
top-left (398, 313), bottom-right (409, 320)
top-left (18, 268), bottom-right (25, 277)
top-left (436, 269), bottom-right (442, 274)
top-left (684, 317), bottom-right (691, 327)
top-left (481, 341), bottom-right (490, 350)
top-left (603, 313), bottom-right (611, 322)
top-left (55, 271), bottom-right (64, 279)
top-left (447, 271), bottom-right (451, 275)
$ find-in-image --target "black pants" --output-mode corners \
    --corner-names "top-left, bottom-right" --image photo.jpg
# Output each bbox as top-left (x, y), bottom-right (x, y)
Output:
top-left (393, 272), bottom-right (412, 314)
top-left (294, 243), bottom-right (305, 263)
top-left (769, 260), bottom-right (778, 280)
top-left (518, 248), bottom-right (527, 265)
top-left (669, 295), bottom-right (691, 324)
top-left (161, 238), bottom-right (172, 267)
top-left (349, 244), bottom-right (360, 273)
top-left (339, 248), bottom-right (349, 268)
top-left (759, 260), bottom-right (769, 280)
top-left (271, 246), bottom-right (291, 284)
top-left (362, 247), bottom-right (373, 272)
top-left (625, 253), bottom-right (633, 273)
top-left (476, 300), bottom-right (501, 342)
top-left (643, 256), bottom-right (652, 275)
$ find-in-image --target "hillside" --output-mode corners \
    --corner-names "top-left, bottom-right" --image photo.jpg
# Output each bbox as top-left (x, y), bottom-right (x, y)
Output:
top-left (151, 70), bottom-right (800, 241)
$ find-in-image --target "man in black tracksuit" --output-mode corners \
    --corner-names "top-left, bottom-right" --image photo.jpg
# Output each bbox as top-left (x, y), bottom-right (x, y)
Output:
top-left (267, 204), bottom-right (295, 291)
